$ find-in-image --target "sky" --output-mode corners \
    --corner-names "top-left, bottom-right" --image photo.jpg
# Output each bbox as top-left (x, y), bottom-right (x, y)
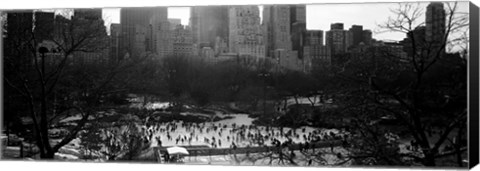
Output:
top-left (100, 1), bottom-right (468, 42)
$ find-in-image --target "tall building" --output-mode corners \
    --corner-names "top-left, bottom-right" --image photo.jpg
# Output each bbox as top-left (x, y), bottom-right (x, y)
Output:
top-left (120, 7), bottom-right (154, 58)
top-left (172, 25), bottom-right (194, 57)
top-left (228, 6), bottom-right (265, 58)
top-left (303, 30), bottom-right (331, 67)
top-left (304, 30), bottom-right (323, 46)
top-left (402, 26), bottom-right (426, 57)
top-left (74, 9), bottom-right (102, 20)
top-left (425, 2), bottom-right (446, 51)
top-left (109, 23), bottom-right (121, 62)
top-left (362, 29), bottom-right (373, 45)
top-left (34, 12), bottom-right (55, 41)
top-left (5, 11), bottom-right (35, 63)
top-left (326, 23), bottom-right (349, 55)
top-left (190, 6), bottom-right (229, 50)
top-left (290, 5), bottom-right (307, 59)
top-left (348, 25), bottom-right (364, 47)
top-left (330, 23), bottom-right (344, 30)
top-left (149, 7), bottom-right (172, 59)
top-left (5, 11), bottom-right (57, 65)
top-left (289, 5), bottom-right (306, 24)
top-left (263, 5), bottom-right (292, 57)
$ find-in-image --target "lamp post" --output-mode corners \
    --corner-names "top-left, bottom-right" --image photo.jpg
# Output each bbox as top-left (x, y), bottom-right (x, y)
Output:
top-left (38, 46), bottom-right (49, 74)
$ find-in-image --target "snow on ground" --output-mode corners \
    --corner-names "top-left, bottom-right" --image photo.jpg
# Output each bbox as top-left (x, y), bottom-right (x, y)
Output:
top-left (54, 153), bottom-right (79, 160)
top-left (145, 102), bottom-right (170, 110)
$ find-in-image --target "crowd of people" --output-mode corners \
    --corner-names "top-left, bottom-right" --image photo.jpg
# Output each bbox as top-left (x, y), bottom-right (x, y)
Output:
top-left (137, 119), bottom-right (348, 150)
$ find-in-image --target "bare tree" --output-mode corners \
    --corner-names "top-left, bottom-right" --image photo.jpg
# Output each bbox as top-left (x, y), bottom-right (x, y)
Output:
top-left (364, 2), bottom-right (469, 166)
top-left (3, 11), bottom-right (136, 159)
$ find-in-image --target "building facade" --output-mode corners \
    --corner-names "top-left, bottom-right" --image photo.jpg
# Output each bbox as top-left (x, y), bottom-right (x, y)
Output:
top-left (425, 2), bottom-right (446, 52)
top-left (109, 23), bottom-right (121, 62)
top-left (172, 25), bottom-right (194, 57)
top-left (190, 6), bottom-right (229, 51)
top-left (303, 30), bottom-right (331, 67)
top-left (290, 5), bottom-right (307, 60)
top-left (326, 23), bottom-right (348, 55)
top-left (149, 7), bottom-right (172, 59)
top-left (228, 6), bottom-right (266, 58)
top-left (120, 7), bottom-right (154, 58)
top-left (263, 5), bottom-right (292, 57)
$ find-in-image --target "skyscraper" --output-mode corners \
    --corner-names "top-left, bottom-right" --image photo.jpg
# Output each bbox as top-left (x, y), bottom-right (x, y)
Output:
top-left (263, 5), bottom-right (292, 57)
top-left (172, 25), bottom-right (194, 57)
top-left (304, 30), bottom-right (323, 46)
top-left (362, 29), bottom-right (373, 45)
top-left (109, 23), bottom-right (121, 62)
top-left (120, 7), bottom-right (154, 58)
top-left (149, 7), bottom-right (172, 59)
top-left (5, 11), bottom-right (34, 63)
top-left (326, 23), bottom-right (348, 55)
top-left (289, 5), bottom-right (306, 25)
top-left (348, 25), bottom-right (364, 47)
top-left (228, 6), bottom-right (265, 58)
top-left (190, 6), bottom-right (229, 50)
top-left (425, 2), bottom-right (446, 51)
top-left (74, 9), bottom-right (102, 20)
top-left (303, 30), bottom-right (331, 67)
top-left (290, 5), bottom-right (307, 59)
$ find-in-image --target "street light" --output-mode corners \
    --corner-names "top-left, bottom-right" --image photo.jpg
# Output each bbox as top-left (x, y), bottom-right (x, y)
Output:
top-left (38, 46), bottom-right (49, 74)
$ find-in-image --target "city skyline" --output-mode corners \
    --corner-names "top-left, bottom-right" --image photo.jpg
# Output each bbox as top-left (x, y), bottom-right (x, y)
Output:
top-left (101, 2), bottom-right (468, 42)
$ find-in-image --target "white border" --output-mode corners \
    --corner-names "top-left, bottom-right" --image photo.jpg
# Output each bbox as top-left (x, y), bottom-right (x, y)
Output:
top-left (1, 0), bottom-right (479, 171)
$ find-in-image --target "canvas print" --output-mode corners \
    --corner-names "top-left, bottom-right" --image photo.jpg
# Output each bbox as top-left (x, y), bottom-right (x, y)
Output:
top-left (0, 1), bottom-right (474, 168)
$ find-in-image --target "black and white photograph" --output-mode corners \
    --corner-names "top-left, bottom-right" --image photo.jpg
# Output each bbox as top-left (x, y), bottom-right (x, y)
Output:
top-left (0, 0), bottom-right (477, 169)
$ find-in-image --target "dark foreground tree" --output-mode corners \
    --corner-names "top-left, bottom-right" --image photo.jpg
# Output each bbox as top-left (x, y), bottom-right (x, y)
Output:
top-left (331, 2), bottom-right (468, 166)
top-left (3, 12), bottom-right (139, 159)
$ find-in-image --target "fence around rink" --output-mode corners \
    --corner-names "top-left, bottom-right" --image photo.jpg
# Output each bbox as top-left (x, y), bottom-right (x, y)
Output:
top-left (152, 140), bottom-right (343, 162)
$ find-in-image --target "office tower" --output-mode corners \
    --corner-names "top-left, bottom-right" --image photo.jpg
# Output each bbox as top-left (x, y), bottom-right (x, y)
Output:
top-left (304, 30), bottom-right (324, 46)
top-left (289, 5), bottom-right (306, 24)
top-left (363, 29), bottom-right (373, 45)
top-left (110, 23), bottom-right (121, 62)
top-left (228, 6), bottom-right (265, 58)
top-left (120, 7), bottom-right (154, 58)
top-left (5, 11), bottom-right (34, 62)
top-left (190, 6), bottom-right (229, 49)
top-left (73, 8), bottom-right (107, 39)
top-left (263, 5), bottom-right (292, 58)
top-left (290, 5), bottom-right (307, 59)
top-left (149, 7), bottom-right (172, 58)
top-left (402, 26), bottom-right (426, 57)
top-left (74, 9), bottom-right (102, 20)
top-left (172, 25), bottom-right (194, 57)
top-left (348, 25), bottom-right (364, 47)
top-left (303, 30), bottom-right (331, 66)
top-left (330, 23), bottom-right (344, 30)
top-left (326, 23), bottom-right (348, 55)
top-left (425, 2), bottom-right (446, 51)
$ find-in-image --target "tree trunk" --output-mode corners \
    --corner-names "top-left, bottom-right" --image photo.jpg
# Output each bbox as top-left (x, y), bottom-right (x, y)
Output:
top-left (44, 150), bottom-right (55, 159)
top-left (423, 153), bottom-right (436, 166)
